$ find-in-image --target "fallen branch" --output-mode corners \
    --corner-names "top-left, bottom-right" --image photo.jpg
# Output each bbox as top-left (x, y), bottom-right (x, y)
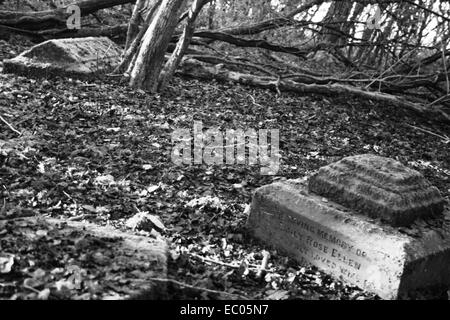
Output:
top-left (178, 58), bottom-right (450, 123)
top-left (40, 24), bottom-right (127, 39)
top-left (190, 31), bottom-right (309, 59)
top-left (0, 0), bottom-right (135, 29)
top-left (0, 24), bottom-right (44, 41)
top-left (189, 54), bottom-right (277, 76)
top-left (0, 115), bottom-right (21, 135)
top-left (406, 124), bottom-right (450, 143)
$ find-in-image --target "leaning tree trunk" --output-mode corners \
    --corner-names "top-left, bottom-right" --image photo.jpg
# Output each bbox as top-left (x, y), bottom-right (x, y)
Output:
top-left (157, 0), bottom-right (209, 91)
top-left (319, 1), bottom-right (353, 46)
top-left (207, 0), bottom-right (215, 29)
top-left (125, 0), bottom-right (145, 51)
top-left (129, 0), bottom-right (185, 92)
top-left (116, 0), bottom-right (161, 74)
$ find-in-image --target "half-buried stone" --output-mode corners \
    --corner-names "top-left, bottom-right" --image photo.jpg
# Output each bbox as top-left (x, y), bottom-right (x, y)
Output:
top-left (3, 37), bottom-right (122, 79)
top-left (247, 154), bottom-right (449, 299)
top-left (0, 217), bottom-right (168, 299)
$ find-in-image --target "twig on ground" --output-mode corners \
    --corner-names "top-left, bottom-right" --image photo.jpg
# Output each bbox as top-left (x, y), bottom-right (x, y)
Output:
top-left (68, 213), bottom-right (97, 221)
top-left (406, 123), bottom-right (450, 143)
top-left (426, 93), bottom-right (450, 107)
top-left (148, 277), bottom-right (248, 300)
top-left (23, 283), bottom-right (40, 294)
top-left (256, 250), bottom-right (270, 279)
top-left (248, 94), bottom-right (263, 108)
top-left (189, 252), bottom-right (259, 269)
top-left (268, 77), bottom-right (281, 95)
top-left (189, 252), bottom-right (240, 268)
top-left (0, 115), bottom-right (21, 135)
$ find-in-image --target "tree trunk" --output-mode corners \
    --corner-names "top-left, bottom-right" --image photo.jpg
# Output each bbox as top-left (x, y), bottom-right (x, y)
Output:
top-left (207, 0), bottom-right (215, 29)
top-left (158, 0), bottom-right (209, 91)
top-left (129, 0), bottom-right (184, 92)
top-left (319, 1), bottom-right (353, 46)
top-left (125, 0), bottom-right (145, 51)
top-left (117, 0), bottom-right (161, 74)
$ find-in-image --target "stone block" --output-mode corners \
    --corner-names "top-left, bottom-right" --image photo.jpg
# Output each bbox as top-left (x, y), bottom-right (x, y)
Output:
top-left (247, 179), bottom-right (450, 299)
top-left (3, 37), bottom-right (122, 79)
top-left (308, 154), bottom-right (445, 227)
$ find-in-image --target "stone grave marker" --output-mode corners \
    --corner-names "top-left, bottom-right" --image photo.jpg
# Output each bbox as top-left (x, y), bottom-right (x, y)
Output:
top-left (309, 154), bottom-right (444, 227)
top-left (3, 37), bottom-right (122, 78)
top-left (247, 154), bottom-right (450, 299)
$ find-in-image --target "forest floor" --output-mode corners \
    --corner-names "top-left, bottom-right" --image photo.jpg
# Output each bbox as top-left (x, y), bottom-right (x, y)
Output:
top-left (1, 38), bottom-right (449, 300)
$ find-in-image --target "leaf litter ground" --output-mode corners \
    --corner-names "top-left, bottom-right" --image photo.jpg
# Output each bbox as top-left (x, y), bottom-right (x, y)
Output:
top-left (0, 39), bottom-right (449, 300)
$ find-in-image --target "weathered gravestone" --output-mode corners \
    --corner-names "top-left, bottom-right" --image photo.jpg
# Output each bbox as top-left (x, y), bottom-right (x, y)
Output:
top-left (247, 154), bottom-right (450, 299)
top-left (309, 154), bottom-right (445, 227)
top-left (3, 37), bottom-right (122, 78)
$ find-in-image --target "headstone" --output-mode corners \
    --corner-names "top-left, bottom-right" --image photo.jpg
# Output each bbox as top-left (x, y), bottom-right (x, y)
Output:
top-left (247, 154), bottom-right (450, 299)
top-left (0, 217), bottom-right (168, 299)
top-left (308, 154), bottom-right (445, 227)
top-left (3, 37), bottom-right (122, 78)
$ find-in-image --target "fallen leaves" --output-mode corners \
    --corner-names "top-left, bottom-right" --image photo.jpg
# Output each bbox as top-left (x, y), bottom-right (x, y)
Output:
top-left (266, 289), bottom-right (290, 300)
top-left (126, 211), bottom-right (166, 233)
top-left (0, 254), bottom-right (14, 274)
top-left (186, 196), bottom-right (225, 211)
top-left (94, 174), bottom-right (116, 186)
top-left (0, 39), bottom-right (448, 300)
top-left (0, 217), bottom-right (167, 300)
